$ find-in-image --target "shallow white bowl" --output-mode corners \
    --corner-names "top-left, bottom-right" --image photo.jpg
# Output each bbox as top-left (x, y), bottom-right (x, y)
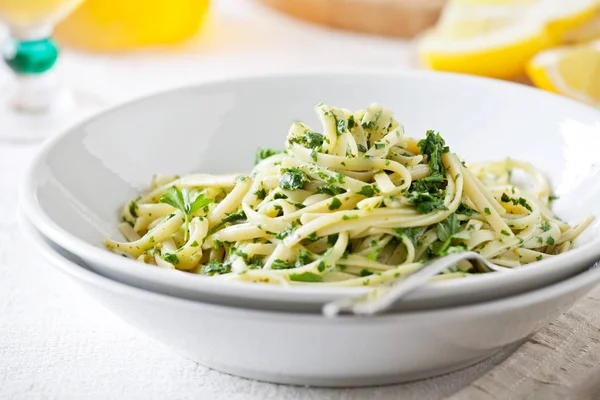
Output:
top-left (21, 70), bottom-right (600, 312)
top-left (23, 218), bottom-right (600, 387)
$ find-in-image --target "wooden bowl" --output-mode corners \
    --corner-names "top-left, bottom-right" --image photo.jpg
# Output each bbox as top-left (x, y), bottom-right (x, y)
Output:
top-left (257, 0), bottom-right (446, 38)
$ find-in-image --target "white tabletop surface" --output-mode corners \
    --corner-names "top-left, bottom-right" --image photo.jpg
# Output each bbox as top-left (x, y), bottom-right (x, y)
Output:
top-left (0, 1), bottom-right (538, 399)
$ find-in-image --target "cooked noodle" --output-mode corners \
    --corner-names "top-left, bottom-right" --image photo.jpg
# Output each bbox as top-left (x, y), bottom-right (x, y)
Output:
top-left (106, 103), bottom-right (593, 286)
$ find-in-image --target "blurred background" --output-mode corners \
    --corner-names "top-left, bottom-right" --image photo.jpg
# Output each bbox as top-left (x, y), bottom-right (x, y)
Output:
top-left (0, 0), bottom-right (598, 142)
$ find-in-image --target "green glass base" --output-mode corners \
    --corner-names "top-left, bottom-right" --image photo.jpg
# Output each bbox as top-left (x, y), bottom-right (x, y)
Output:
top-left (3, 38), bottom-right (59, 75)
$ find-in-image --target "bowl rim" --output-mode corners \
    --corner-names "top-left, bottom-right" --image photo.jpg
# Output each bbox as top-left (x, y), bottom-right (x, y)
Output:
top-left (23, 214), bottom-right (600, 322)
top-left (21, 68), bottom-right (600, 301)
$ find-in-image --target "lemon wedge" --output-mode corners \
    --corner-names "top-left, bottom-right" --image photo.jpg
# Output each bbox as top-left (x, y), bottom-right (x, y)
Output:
top-left (418, 0), bottom-right (598, 80)
top-left (527, 41), bottom-right (600, 106)
top-left (562, 10), bottom-right (600, 44)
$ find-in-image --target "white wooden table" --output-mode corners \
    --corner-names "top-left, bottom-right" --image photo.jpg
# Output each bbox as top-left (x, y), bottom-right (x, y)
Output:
top-left (2, 1), bottom-right (600, 399)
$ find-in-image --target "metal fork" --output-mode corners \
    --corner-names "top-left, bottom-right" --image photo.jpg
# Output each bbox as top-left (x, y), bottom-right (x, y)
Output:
top-left (323, 251), bottom-right (511, 317)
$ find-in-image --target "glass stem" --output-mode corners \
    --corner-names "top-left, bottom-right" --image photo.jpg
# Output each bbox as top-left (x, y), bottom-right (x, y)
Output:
top-left (2, 36), bottom-right (60, 113)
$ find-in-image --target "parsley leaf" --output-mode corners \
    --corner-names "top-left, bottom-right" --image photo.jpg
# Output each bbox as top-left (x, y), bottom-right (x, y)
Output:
top-left (279, 167), bottom-right (309, 191)
top-left (358, 185), bottom-right (375, 197)
top-left (159, 186), bottom-right (213, 241)
top-left (456, 203), bottom-right (478, 216)
top-left (418, 130), bottom-right (449, 182)
top-left (207, 210), bottom-right (246, 235)
top-left (431, 213), bottom-right (470, 256)
top-left (298, 131), bottom-right (325, 149)
top-left (407, 192), bottom-right (447, 214)
top-left (254, 188), bottom-right (267, 200)
top-left (161, 253), bottom-right (180, 265)
top-left (317, 184), bottom-right (344, 195)
top-left (289, 272), bottom-right (323, 282)
top-left (329, 197), bottom-right (342, 210)
top-left (255, 147), bottom-right (283, 165)
top-left (393, 227), bottom-right (422, 244)
top-left (202, 259), bottom-right (230, 275)
top-left (500, 193), bottom-right (532, 212)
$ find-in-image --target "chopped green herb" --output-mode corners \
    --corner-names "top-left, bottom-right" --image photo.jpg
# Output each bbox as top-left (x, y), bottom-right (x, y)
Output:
top-left (536, 255), bottom-right (543, 261)
top-left (307, 232), bottom-right (319, 242)
top-left (272, 259), bottom-right (295, 270)
top-left (255, 147), bottom-right (283, 164)
top-left (329, 197), bottom-right (342, 210)
top-left (202, 259), bottom-right (230, 275)
top-left (161, 253), bottom-right (180, 265)
top-left (500, 193), bottom-right (532, 211)
top-left (358, 185), bottom-right (375, 197)
top-left (317, 184), bottom-right (344, 195)
top-left (500, 230), bottom-right (510, 236)
top-left (342, 215), bottom-right (358, 220)
top-left (542, 220), bottom-right (551, 232)
top-left (128, 201), bottom-right (139, 218)
top-left (279, 167), bottom-right (309, 191)
top-left (207, 210), bottom-right (246, 235)
top-left (374, 142), bottom-right (385, 150)
top-left (457, 203), bottom-right (478, 216)
top-left (360, 268), bottom-right (373, 277)
top-left (357, 144), bottom-right (367, 153)
top-left (159, 186), bottom-right (213, 241)
top-left (484, 207), bottom-right (491, 215)
top-left (431, 213), bottom-right (470, 256)
top-left (546, 236), bottom-right (555, 245)
top-left (310, 149), bottom-right (318, 162)
top-left (275, 227), bottom-right (294, 240)
top-left (289, 272), bottom-right (323, 282)
top-left (254, 188), bottom-right (267, 200)
top-left (190, 241), bottom-right (199, 247)
top-left (548, 195), bottom-right (559, 202)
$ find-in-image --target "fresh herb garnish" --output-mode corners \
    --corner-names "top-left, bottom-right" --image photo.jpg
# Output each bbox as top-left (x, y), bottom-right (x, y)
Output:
top-left (254, 188), bottom-right (267, 200)
top-left (279, 167), bottom-right (309, 191)
top-left (430, 213), bottom-right (470, 256)
top-left (255, 147), bottom-right (284, 165)
top-left (161, 253), bottom-right (180, 265)
top-left (289, 272), bottom-right (323, 282)
top-left (500, 193), bottom-right (532, 212)
top-left (360, 269), bottom-right (373, 277)
top-left (393, 227), bottom-right (422, 244)
top-left (546, 236), bottom-right (555, 245)
top-left (329, 197), bottom-right (342, 210)
top-left (456, 203), bottom-right (478, 216)
top-left (299, 131), bottom-right (325, 149)
top-left (207, 210), bottom-right (246, 235)
top-left (358, 185), bottom-right (375, 197)
top-left (159, 186), bottom-right (213, 241)
top-left (542, 220), bottom-right (551, 232)
top-left (418, 130), bottom-right (449, 183)
top-left (317, 184), bottom-right (344, 195)
top-left (202, 259), bottom-right (230, 275)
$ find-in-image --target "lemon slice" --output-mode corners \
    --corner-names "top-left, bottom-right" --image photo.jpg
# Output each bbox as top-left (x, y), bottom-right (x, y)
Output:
top-left (418, 0), bottom-right (598, 80)
top-left (527, 41), bottom-right (600, 106)
top-left (418, 9), bottom-right (550, 79)
top-left (562, 10), bottom-right (600, 44)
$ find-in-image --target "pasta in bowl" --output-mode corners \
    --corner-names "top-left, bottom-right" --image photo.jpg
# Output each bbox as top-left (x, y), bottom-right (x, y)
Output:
top-left (106, 103), bottom-right (592, 286)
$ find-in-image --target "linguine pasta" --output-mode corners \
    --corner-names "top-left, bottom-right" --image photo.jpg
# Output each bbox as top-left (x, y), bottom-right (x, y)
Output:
top-left (106, 103), bottom-right (593, 286)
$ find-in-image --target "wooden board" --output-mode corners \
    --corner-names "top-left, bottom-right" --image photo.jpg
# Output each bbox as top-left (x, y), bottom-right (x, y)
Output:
top-left (257, 0), bottom-right (447, 38)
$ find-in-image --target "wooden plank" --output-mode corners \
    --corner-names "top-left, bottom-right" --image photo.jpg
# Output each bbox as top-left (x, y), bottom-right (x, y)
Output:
top-left (256, 0), bottom-right (446, 38)
top-left (450, 285), bottom-right (600, 399)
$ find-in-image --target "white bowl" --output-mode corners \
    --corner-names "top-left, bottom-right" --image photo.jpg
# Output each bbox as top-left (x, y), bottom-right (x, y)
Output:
top-left (23, 217), bottom-right (600, 387)
top-left (21, 70), bottom-right (600, 312)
